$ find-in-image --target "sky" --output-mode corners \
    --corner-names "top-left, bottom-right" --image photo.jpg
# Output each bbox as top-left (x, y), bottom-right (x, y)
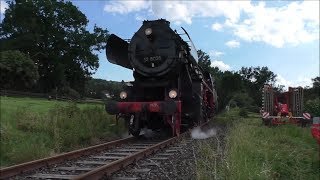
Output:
top-left (1, 0), bottom-right (319, 88)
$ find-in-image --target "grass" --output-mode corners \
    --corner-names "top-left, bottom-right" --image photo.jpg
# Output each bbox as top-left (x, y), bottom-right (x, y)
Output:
top-left (0, 96), bottom-right (125, 167)
top-left (196, 108), bottom-right (319, 180)
top-left (1, 96), bottom-right (98, 124)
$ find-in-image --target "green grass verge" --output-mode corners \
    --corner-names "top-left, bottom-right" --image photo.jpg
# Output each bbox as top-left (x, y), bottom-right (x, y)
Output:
top-left (0, 96), bottom-right (125, 167)
top-left (196, 108), bottom-right (319, 179)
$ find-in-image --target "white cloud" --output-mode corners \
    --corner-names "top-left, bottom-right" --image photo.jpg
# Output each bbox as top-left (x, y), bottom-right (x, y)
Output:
top-left (211, 23), bottom-right (223, 31)
top-left (104, 1), bottom-right (251, 24)
top-left (104, 1), bottom-right (319, 47)
top-left (276, 74), bottom-right (312, 88)
top-left (151, 1), bottom-right (192, 24)
top-left (1, 1), bottom-right (8, 14)
top-left (211, 60), bottom-right (231, 72)
top-left (104, 0), bottom-right (150, 14)
top-left (209, 50), bottom-right (224, 57)
top-left (225, 1), bottom-right (320, 48)
top-left (135, 15), bottom-right (145, 21)
top-left (276, 74), bottom-right (292, 88)
top-left (225, 40), bottom-right (240, 48)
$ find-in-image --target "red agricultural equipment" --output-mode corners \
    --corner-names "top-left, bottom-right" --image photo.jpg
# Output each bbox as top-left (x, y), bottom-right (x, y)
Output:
top-left (311, 117), bottom-right (320, 144)
top-left (261, 85), bottom-right (311, 126)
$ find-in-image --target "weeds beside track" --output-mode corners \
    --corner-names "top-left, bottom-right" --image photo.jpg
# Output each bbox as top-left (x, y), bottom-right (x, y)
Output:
top-left (0, 133), bottom-right (187, 179)
top-left (196, 108), bottom-right (319, 179)
top-left (0, 97), bottom-right (126, 167)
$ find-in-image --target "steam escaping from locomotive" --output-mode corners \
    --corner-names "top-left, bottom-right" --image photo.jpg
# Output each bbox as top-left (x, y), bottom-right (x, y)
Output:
top-left (191, 127), bottom-right (217, 139)
top-left (105, 19), bottom-right (218, 137)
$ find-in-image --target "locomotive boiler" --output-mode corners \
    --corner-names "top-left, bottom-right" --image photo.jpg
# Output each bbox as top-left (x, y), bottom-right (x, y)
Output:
top-left (105, 19), bottom-right (217, 137)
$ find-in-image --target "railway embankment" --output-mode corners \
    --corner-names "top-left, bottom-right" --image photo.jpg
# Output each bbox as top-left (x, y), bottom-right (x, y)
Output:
top-left (195, 108), bottom-right (319, 179)
top-left (0, 96), bottom-right (126, 167)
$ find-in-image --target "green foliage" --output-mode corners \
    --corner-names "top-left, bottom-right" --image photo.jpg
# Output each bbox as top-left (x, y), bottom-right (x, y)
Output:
top-left (196, 50), bottom-right (278, 112)
top-left (0, 96), bottom-right (125, 166)
top-left (224, 119), bottom-right (319, 179)
top-left (304, 76), bottom-right (320, 103)
top-left (312, 76), bottom-right (320, 89)
top-left (197, 49), bottom-right (211, 72)
top-left (239, 66), bottom-right (277, 87)
top-left (196, 110), bottom-right (319, 179)
top-left (305, 98), bottom-right (320, 116)
top-left (230, 92), bottom-right (259, 112)
top-left (0, 50), bottom-right (39, 90)
top-left (238, 108), bottom-right (248, 117)
top-left (195, 138), bottom-right (220, 179)
top-left (60, 86), bottom-right (81, 99)
top-left (215, 108), bottom-right (241, 125)
top-left (85, 78), bottom-right (122, 100)
top-left (230, 92), bottom-right (254, 108)
top-left (239, 66), bottom-right (277, 106)
top-left (0, 0), bottom-right (109, 94)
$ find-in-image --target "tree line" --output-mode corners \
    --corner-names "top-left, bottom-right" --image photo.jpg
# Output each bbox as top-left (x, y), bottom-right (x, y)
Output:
top-left (197, 49), bottom-right (319, 115)
top-left (0, 0), bottom-right (108, 97)
top-left (0, 0), bottom-right (318, 115)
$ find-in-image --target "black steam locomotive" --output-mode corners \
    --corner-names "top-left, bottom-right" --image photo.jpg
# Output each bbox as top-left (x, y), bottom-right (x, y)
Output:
top-left (105, 19), bottom-right (217, 137)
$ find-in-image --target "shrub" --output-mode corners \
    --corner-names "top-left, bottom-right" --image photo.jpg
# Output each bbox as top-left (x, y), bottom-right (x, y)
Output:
top-left (231, 92), bottom-right (254, 109)
top-left (1, 102), bottom-right (125, 166)
top-left (239, 108), bottom-right (248, 117)
top-left (59, 86), bottom-right (81, 100)
top-left (0, 50), bottom-right (39, 90)
top-left (305, 98), bottom-right (320, 116)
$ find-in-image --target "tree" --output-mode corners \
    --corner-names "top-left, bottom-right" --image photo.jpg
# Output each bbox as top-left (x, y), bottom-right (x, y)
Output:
top-left (304, 76), bottom-right (320, 103)
top-left (85, 78), bottom-right (122, 100)
top-left (239, 66), bottom-right (277, 87)
top-left (216, 71), bottom-right (244, 110)
top-left (0, 50), bottom-right (39, 90)
top-left (0, 0), bottom-right (109, 94)
top-left (239, 66), bottom-right (277, 106)
top-left (197, 49), bottom-right (211, 72)
top-left (312, 76), bottom-right (320, 89)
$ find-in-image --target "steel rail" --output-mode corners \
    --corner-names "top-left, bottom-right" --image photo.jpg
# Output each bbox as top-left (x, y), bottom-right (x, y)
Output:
top-left (0, 122), bottom-right (207, 179)
top-left (72, 134), bottom-right (185, 180)
top-left (0, 137), bottom-right (135, 179)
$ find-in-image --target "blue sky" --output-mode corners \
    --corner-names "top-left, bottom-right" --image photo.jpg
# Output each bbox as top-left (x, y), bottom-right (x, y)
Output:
top-left (1, 1), bottom-right (319, 88)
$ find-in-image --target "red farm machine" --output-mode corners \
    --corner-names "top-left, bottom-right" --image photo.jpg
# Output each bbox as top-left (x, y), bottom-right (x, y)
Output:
top-left (261, 85), bottom-right (312, 126)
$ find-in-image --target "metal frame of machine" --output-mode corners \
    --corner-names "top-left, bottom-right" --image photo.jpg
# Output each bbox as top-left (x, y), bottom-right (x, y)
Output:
top-left (261, 84), bottom-right (311, 126)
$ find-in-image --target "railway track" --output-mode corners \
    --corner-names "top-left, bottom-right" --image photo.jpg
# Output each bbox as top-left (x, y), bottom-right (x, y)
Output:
top-left (0, 132), bottom-right (188, 180)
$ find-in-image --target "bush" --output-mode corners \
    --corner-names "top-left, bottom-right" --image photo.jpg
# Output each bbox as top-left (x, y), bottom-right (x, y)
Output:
top-left (0, 50), bottom-right (39, 90)
top-left (239, 108), bottom-right (248, 117)
top-left (305, 98), bottom-right (320, 116)
top-left (59, 87), bottom-right (81, 100)
top-left (1, 102), bottom-right (126, 166)
top-left (247, 105), bottom-right (260, 113)
top-left (231, 92), bottom-right (254, 108)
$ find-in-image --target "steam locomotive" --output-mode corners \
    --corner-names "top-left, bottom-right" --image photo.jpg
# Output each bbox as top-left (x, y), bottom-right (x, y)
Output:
top-left (105, 19), bottom-right (218, 137)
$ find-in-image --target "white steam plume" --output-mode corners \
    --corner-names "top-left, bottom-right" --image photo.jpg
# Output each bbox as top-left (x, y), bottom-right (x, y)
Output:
top-left (191, 127), bottom-right (217, 139)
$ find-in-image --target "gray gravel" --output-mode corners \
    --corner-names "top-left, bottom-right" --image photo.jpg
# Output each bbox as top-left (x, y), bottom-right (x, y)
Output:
top-left (109, 122), bottom-right (227, 180)
top-left (109, 138), bottom-right (197, 180)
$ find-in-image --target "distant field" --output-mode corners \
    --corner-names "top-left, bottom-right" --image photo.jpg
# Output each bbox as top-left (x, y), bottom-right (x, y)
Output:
top-left (1, 96), bottom-right (101, 124)
top-left (196, 108), bottom-right (319, 179)
top-left (0, 96), bottom-right (125, 167)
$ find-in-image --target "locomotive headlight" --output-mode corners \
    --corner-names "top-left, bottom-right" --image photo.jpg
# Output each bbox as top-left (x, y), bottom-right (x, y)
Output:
top-left (169, 90), bottom-right (177, 99)
top-left (119, 91), bottom-right (127, 99)
top-left (145, 28), bottom-right (152, 36)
